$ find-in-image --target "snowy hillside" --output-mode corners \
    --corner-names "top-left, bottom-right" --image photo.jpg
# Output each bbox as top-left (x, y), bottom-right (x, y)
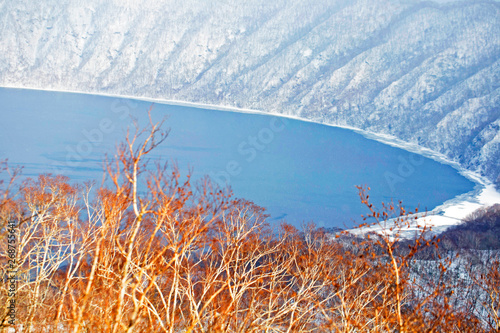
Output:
top-left (1, 0), bottom-right (499, 185)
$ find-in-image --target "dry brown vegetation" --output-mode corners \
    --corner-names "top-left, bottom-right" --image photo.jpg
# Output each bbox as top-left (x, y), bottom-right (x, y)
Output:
top-left (0, 114), bottom-right (498, 332)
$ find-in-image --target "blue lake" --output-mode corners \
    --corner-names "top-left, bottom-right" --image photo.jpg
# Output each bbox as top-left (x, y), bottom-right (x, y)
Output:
top-left (0, 88), bottom-right (476, 228)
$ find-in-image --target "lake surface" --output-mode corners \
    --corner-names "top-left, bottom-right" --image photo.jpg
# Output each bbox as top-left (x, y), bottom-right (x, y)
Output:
top-left (0, 88), bottom-right (476, 229)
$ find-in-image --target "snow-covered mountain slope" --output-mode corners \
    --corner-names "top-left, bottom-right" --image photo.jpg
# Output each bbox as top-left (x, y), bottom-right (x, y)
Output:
top-left (1, 0), bottom-right (499, 185)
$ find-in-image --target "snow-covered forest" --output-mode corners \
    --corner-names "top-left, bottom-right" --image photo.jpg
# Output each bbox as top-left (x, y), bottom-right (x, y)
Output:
top-left (1, 0), bottom-right (499, 186)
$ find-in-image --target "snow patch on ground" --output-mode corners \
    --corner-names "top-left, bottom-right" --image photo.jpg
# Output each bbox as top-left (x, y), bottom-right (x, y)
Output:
top-left (349, 177), bottom-right (500, 239)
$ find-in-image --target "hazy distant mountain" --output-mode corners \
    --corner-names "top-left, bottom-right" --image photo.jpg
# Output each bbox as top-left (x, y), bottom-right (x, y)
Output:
top-left (1, 0), bottom-right (499, 185)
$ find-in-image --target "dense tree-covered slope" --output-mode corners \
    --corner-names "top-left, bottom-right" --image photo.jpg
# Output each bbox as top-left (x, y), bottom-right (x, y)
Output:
top-left (1, 0), bottom-right (499, 184)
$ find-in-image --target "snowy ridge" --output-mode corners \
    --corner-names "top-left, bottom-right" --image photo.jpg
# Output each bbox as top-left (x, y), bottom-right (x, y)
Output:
top-left (1, 0), bottom-right (499, 186)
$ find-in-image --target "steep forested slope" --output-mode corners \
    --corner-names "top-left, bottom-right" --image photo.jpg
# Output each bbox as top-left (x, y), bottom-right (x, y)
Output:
top-left (1, 0), bottom-right (499, 184)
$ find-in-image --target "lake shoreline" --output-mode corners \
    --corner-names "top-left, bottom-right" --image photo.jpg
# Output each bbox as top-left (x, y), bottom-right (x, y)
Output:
top-left (2, 85), bottom-right (498, 232)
